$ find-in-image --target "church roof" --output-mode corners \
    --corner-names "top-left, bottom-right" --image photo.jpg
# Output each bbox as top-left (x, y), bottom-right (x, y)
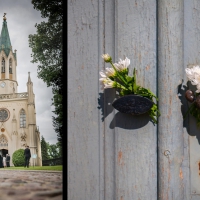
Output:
top-left (0, 14), bottom-right (13, 57)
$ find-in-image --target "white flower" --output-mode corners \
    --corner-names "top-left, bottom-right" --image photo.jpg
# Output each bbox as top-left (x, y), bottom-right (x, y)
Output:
top-left (105, 67), bottom-right (116, 77)
top-left (186, 65), bottom-right (200, 86)
top-left (102, 54), bottom-right (112, 63)
top-left (104, 79), bottom-right (115, 88)
top-left (99, 70), bottom-right (107, 78)
top-left (113, 57), bottom-right (130, 72)
top-left (194, 72), bottom-right (200, 84)
top-left (99, 75), bottom-right (115, 89)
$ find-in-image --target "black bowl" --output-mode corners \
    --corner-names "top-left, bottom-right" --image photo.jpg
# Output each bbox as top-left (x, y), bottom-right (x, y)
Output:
top-left (112, 95), bottom-right (153, 115)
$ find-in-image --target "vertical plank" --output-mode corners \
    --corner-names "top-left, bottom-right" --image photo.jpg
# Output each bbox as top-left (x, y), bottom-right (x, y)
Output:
top-left (104, 0), bottom-right (117, 199)
top-left (112, 0), bottom-right (157, 199)
top-left (158, 0), bottom-right (184, 199)
top-left (184, 0), bottom-right (200, 199)
top-left (68, 0), bottom-right (104, 199)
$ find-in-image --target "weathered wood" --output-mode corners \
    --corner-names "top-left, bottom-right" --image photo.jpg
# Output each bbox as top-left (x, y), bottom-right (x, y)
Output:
top-left (184, 0), bottom-right (200, 199)
top-left (158, 1), bottom-right (184, 199)
top-left (68, 0), bottom-right (158, 199)
top-left (68, 0), bottom-right (200, 199)
top-left (104, 0), bottom-right (117, 199)
top-left (68, 0), bottom-right (104, 199)
top-left (113, 0), bottom-right (157, 199)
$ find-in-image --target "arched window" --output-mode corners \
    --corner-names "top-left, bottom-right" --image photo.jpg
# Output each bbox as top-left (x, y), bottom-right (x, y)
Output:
top-left (9, 59), bottom-right (12, 74)
top-left (1, 58), bottom-right (5, 73)
top-left (20, 109), bottom-right (26, 128)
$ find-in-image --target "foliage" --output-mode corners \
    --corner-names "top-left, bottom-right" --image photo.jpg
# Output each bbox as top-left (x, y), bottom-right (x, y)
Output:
top-left (41, 135), bottom-right (50, 160)
top-left (47, 142), bottom-right (62, 159)
top-left (100, 54), bottom-right (160, 123)
top-left (3, 165), bottom-right (62, 171)
top-left (12, 149), bottom-right (24, 167)
top-left (29, 0), bottom-right (63, 145)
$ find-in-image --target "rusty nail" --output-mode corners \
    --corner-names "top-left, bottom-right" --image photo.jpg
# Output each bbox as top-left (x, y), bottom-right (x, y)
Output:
top-left (164, 150), bottom-right (171, 158)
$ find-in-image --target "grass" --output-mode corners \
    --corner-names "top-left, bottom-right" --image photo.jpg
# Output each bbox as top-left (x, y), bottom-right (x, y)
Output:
top-left (0, 165), bottom-right (62, 171)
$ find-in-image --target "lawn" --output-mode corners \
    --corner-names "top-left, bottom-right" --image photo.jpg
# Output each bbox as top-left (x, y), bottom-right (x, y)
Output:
top-left (0, 165), bottom-right (62, 171)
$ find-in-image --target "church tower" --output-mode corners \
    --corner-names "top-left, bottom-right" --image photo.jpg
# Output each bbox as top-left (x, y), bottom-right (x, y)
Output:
top-left (0, 14), bottom-right (42, 166)
top-left (0, 14), bottom-right (17, 94)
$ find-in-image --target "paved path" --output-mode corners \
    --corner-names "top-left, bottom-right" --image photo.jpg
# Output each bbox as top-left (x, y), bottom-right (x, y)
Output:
top-left (0, 170), bottom-right (62, 200)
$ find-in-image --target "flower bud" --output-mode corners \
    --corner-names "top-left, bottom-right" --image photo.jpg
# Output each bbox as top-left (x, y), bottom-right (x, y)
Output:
top-left (102, 54), bottom-right (112, 63)
top-left (185, 90), bottom-right (195, 103)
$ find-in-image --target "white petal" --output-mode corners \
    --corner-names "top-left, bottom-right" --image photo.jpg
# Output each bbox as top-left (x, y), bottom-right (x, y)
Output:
top-left (185, 68), bottom-right (194, 77)
top-left (124, 57), bottom-right (130, 68)
top-left (99, 71), bottom-right (106, 78)
top-left (105, 67), bottom-right (115, 77)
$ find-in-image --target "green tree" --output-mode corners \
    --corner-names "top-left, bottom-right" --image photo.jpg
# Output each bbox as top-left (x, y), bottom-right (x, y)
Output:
top-left (41, 135), bottom-right (49, 161)
top-left (28, 0), bottom-right (63, 145)
top-left (47, 142), bottom-right (61, 159)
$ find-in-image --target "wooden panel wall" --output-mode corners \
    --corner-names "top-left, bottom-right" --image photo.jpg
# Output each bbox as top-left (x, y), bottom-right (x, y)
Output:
top-left (68, 0), bottom-right (104, 199)
top-left (157, 0), bottom-right (185, 199)
top-left (68, 0), bottom-right (199, 199)
top-left (112, 0), bottom-right (157, 199)
top-left (184, 0), bottom-right (200, 199)
top-left (68, 0), bottom-right (157, 199)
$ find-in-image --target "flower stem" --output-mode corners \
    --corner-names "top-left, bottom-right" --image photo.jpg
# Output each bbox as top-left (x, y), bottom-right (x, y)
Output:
top-left (109, 61), bottom-right (129, 88)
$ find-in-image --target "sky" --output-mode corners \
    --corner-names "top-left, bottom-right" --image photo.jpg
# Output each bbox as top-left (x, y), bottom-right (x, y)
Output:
top-left (0, 1), bottom-right (57, 145)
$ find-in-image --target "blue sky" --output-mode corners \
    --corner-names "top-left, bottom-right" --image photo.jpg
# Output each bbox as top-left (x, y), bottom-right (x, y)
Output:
top-left (0, 1), bottom-right (58, 144)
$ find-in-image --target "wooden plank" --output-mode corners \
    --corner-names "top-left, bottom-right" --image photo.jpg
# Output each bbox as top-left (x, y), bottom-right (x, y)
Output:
top-left (184, 0), bottom-right (200, 198)
top-left (68, 0), bottom-right (104, 199)
top-left (111, 0), bottom-right (157, 199)
top-left (104, 0), bottom-right (117, 199)
top-left (157, 1), bottom-right (184, 199)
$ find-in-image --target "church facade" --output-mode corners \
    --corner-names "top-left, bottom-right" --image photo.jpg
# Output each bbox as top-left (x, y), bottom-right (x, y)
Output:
top-left (0, 15), bottom-right (42, 166)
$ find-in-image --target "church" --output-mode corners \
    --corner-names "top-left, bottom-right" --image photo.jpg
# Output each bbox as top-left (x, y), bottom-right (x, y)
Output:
top-left (0, 14), bottom-right (42, 166)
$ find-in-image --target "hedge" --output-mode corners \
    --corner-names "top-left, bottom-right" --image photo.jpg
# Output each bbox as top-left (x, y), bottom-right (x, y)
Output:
top-left (12, 149), bottom-right (24, 167)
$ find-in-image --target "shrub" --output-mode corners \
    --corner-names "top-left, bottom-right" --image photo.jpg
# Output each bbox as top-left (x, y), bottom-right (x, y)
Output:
top-left (12, 149), bottom-right (24, 167)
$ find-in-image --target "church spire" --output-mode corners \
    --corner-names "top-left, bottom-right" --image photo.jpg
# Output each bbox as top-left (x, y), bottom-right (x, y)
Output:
top-left (0, 13), bottom-right (12, 56)
top-left (28, 72), bottom-right (32, 84)
top-left (27, 72), bottom-right (34, 104)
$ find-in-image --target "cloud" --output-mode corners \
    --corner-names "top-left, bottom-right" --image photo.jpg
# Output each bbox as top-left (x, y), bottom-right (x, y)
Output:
top-left (0, 1), bottom-right (57, 144)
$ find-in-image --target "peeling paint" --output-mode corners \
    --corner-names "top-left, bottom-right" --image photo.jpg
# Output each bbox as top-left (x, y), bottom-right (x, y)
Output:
top-left (118, 150), bottom-right (124, 166)
top-left (118, 150), bottom-right (123, 163)
top-left (145, 65), bottom-right (150, 70)
top-left (179, 168), bottom-right (183, 179)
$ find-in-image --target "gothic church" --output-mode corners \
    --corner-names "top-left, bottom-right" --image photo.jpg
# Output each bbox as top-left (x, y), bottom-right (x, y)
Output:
top-left (0, 14), bottom-right (42, 166)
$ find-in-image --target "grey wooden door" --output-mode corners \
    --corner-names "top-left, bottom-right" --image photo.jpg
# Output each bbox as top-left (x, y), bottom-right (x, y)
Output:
top-left (68, 0), bottom-right (199, 199)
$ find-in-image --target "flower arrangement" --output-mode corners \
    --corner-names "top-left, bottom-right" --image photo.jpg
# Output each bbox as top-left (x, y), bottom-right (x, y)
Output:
top-left (185, 65), bottom-right (200, 125)
top-left (100, 54), bottom-right (160, 124)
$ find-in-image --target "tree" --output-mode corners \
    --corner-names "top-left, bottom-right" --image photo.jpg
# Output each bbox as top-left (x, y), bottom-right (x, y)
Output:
top-left (47, 142), bottom-right (61, 159)
top-left (41, 135), bottom-right (49, 161)
top-left (28, 0), bottom-right (63, 145)
top-left (12, 149), bottom-right (24, 167)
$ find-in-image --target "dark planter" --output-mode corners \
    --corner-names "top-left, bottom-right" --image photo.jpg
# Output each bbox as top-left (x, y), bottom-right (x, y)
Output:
top-left (112, 95), bottom-right (153, 115)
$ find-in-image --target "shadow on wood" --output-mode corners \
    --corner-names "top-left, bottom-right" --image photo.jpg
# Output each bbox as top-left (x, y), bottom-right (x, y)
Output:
top-left (178, 80), bottom-right (200, 144)
top-left (97, 89), bottom-right (115, 122)
top-left (98, 89), bottom-right (153, 128)
top-left (109, 112), bottom-right (151, 130)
